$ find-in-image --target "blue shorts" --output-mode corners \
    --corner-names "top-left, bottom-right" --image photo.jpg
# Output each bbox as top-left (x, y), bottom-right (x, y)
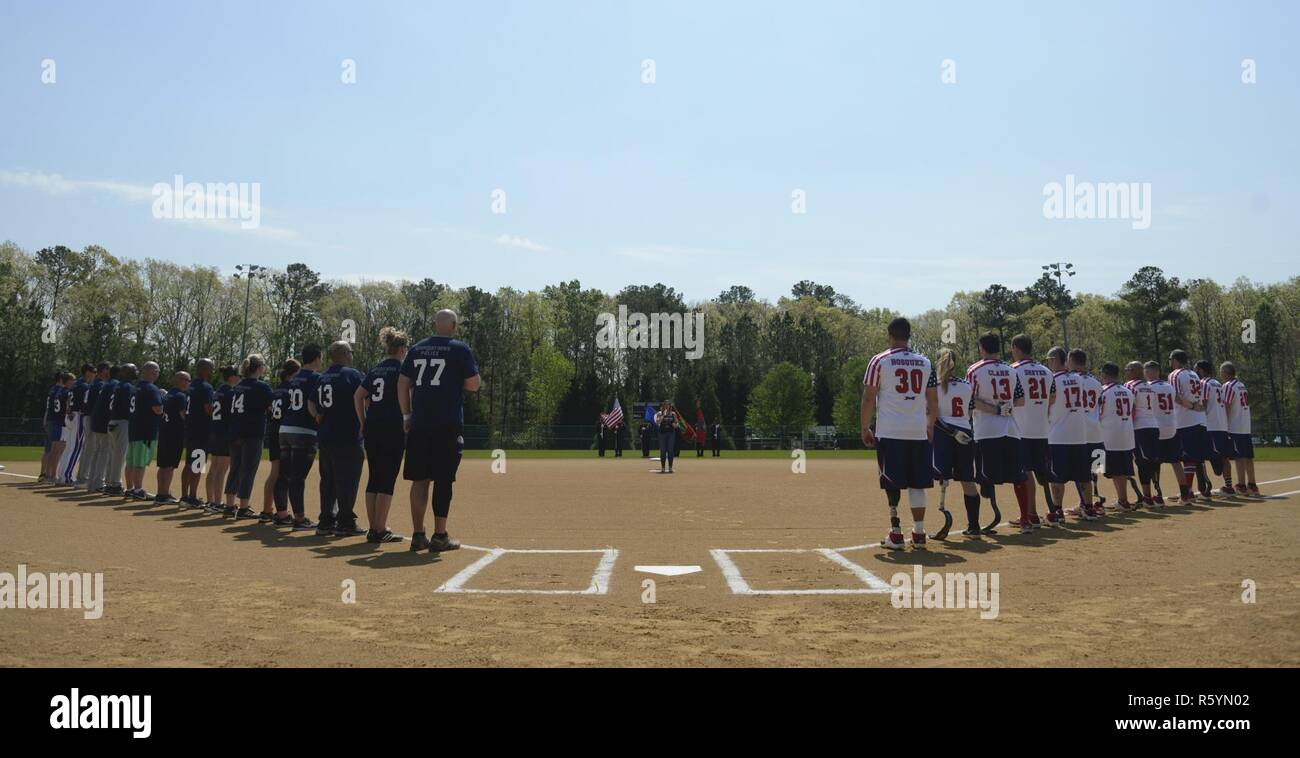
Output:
top-left (931, 428), bottom-right (975, 482)
top-left (1159, 434), bottom-right (1181, 464)
top-left (975, 436), bottom-right (1027, 484)
top-left (46, 421), bottom-right (64, 443)
top-left (1208, 430), bottom-right (1232, 459)
top-left (1104, 449), bottom-right (1134, 478)
top-left (1230, 433), bottom-right (1254, 460)
top-left (876, 437), bottom-right (933, 490)
top-left (1133, 427), bottom-right (1161, 463)
top-left (1049, 443), bottom-right (1093, 484)
top-left (1175, 425), bottom-right (1209, 463)
top-left (1019, 437), bottom-right (1049, 478)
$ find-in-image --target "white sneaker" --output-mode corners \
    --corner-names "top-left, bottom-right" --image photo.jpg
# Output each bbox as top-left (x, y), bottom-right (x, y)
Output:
top-left (880, 532), bottom-right (906, 551)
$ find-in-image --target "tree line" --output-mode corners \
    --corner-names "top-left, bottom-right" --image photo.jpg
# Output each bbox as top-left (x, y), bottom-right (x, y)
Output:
top-left (3, 240), bottom-right (1297, 442)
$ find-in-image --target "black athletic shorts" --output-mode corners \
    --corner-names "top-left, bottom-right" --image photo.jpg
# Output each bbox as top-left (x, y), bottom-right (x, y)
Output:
top-left (403, 423), bottom-right (463, 482)
top-left (157, 434), bottom-right (184, 469)
top-left (207, 430), bottom-right (230, 457)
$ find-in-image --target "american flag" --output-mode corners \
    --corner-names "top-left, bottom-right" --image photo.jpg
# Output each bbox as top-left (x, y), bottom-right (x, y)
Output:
top-left (602, 398), bottom-right (624, 428)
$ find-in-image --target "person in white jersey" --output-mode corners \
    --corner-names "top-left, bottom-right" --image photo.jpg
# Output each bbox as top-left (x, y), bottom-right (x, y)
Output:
top-left (1195, 359), bottom-right (1234, 495)
top-left (1046, 347), bottom-right (1094, 521)
top-left (930, 348), bottom-right (976, 539)
top-left (967, 332), bottom-right (1029, 535)
top-left (1070, 349), bottom-right (1106, 515)
top-left (1010, 334), bottom-right (1057, 527)
top-left (1125, 361), bottom-right (1161, 507)
top-left (1146, 361), bottom-right (1179, 506)
top-left (1098, 362), bottom-right (1137, 508)
top-left (1220, 362), bottom-right (1258, 497)
top-left (861, 317), bottom-right (938, 551)
top-left (1168, 349), bottom-right (1210, 503)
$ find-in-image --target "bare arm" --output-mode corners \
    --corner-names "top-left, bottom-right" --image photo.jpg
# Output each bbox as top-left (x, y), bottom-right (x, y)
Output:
top-left (860, 383), bottom-right (878, 446)
top-left (464, 373), bottom-right (481, 393)
top-left (925, 386), bottom-right (938, 442)
top-left (398, 374), bottom-right (413, 433)
top-left (353, 385), bottom-right (368, 432)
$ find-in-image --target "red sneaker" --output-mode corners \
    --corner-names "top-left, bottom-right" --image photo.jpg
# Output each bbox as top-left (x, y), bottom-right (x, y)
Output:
top-left (1153, 495), bottom-right (1166, 505)
top-left (881, 531), bottom-right (906, 551)
top-left (910, 532), bottom-right (927, 550)
top-left (1235, 484), bottom-right (1250, 496)
top-left (1248, 484), bottom-right (1261, 497)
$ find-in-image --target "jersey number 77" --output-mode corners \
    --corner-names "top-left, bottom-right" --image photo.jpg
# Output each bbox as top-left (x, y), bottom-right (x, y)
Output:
top-left (413, 358), bottom-right (447, 387)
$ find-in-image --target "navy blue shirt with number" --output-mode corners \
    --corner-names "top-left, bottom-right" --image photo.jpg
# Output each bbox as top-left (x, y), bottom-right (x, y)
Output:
top-left (229, 377), bottom-right (274, 439)
top-left (281, 369), bottom-right (320, 431)
top-left (110, 381), bottom-right (135, 422)
top-left (91, 379), bottom-right (118, 433)
top-left (186, 378), bottom-right (214, 443)
top-left (268, 385), bottom-right (289, 441)
top-left (69, 378), bottom-right (89, 414)
top-left (161, 387), bottom-right (188, 443)
top-left (46, 385), bottom-right (66, 421)
top-left (316, 364), bottom-right (364, 444)
top-left (128, 381), bottom-right (163, 442)
top-left (361, 358), bottom-right (404, 438)
top-left (212, 382), bottom-right (236, 440)
top-left (400, 337), bottom-right (479, 428)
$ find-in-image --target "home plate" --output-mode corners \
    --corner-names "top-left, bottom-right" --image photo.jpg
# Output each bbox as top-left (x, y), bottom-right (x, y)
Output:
top-left (635, 565), bottom-right (702, 577)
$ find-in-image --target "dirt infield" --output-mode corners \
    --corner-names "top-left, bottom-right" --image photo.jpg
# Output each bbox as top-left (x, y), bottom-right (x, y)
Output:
top-left (2, 456), bottom-right (1298, 667)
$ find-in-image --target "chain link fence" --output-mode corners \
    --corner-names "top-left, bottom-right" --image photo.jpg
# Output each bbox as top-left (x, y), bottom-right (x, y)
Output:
top-left (4, 418), bottom-right (1297, 451)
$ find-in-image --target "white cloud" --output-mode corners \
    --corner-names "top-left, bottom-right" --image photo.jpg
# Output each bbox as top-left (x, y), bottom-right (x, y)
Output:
top-left (494, 234), bottom-right (550, 252)
top-left (0, 169), bottom-right (300, 241)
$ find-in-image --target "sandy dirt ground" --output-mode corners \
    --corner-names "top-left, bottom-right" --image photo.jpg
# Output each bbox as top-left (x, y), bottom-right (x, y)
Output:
top-left (1, 456), bottom-right (1298, 667)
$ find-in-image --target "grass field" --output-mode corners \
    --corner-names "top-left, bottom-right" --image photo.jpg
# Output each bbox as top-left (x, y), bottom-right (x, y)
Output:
top-left (5, 444), bottom-right (1300, 462)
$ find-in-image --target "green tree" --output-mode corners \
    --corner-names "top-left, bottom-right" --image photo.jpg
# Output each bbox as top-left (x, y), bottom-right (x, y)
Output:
top-left (526, 343), bottom-right (573, 425)
top-left (831, 355), bottom-right (872, 431)
top-left (748, 362), bottom-right (815, 432)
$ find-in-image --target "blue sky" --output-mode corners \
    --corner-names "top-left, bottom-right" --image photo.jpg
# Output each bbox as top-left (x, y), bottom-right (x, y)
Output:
top-left (1, 0), bottom-right (1296, 311)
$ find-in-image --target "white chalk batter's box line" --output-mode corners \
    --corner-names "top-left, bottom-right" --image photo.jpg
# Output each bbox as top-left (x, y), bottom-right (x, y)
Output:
top-left (710, 545), bottom-right (894, 595)
top-left (435, 545), bottom-right (619, 595)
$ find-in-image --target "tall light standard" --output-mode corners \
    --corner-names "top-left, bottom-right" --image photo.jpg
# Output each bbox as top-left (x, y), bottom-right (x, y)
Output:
top-left (233, 264), bottom-right (268, 360)
top-left (1042, 261), bottom-right (1076, 350)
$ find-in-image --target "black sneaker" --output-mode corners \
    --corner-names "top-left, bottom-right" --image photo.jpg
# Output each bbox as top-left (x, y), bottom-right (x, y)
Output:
top-left (235, 507), bottom-right (258, 520)
top-left (291, 518), bottom-right (318, 532)
top-left (154, 494), bottom-right (179, 505)
top-left (428, 533), bottom-right (461, 553)
top-left (315, 522), bottom-right (336, 536)
top-left (366, 529), bottom-right (406, 543)
top-left (410, 532), bottom-right (430, 552)
top-left (136, 491), bottom-right (157, 501)
top-left (257, 512), bottom-right (274, 524)
top-left (333, 523), bottom-right (366, 537)
top-left (222, 505), bottom-right (238, 517)
top-left (272, 514), bottom-right (295, 527)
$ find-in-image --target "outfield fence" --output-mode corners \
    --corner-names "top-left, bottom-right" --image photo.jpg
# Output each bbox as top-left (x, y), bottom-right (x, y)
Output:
top-left (4, 418), bottom-right (1298, 451)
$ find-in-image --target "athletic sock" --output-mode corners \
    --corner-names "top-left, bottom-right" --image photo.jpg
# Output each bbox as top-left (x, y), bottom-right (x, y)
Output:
top-left (963, 494), bottom-right (980, 531)
top-left (1013, 480), bottom-right (1030, 521)
top-left (913, 520), bottom-right (924, 534)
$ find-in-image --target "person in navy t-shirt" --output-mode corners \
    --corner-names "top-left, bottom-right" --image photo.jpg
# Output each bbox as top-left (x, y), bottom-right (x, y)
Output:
top-left (277, 344), bottom-right (323, 530)
top-left (124, 362), bottom-right (164, 499)
top-left (202, 365), bottom-right (239, 510)
top-left (311, 341), bottom-right (366, 536)
top-left (398, 309), bottom-right (481, 553)
top-left (182, 358), bottom-right (216, 508)
top-left (354, 327), bottom-right (410, 543)
top-left (155, 370), bottom-right (190, 505)
top-left (221, 355), bottom-right (274, 519)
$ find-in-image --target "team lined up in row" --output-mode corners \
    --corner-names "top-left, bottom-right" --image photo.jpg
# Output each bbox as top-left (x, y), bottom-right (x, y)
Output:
top-left (860, 318), bottom-right (1256, 550)
top-left (38, 310), bottom-right (481, 553)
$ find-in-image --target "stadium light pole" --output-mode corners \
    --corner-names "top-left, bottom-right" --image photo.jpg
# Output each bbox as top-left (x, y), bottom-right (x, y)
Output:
top-left (1042, 261), bottom-right (1076, 350)
top-left (233, 264), bottom-right (268, 360)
